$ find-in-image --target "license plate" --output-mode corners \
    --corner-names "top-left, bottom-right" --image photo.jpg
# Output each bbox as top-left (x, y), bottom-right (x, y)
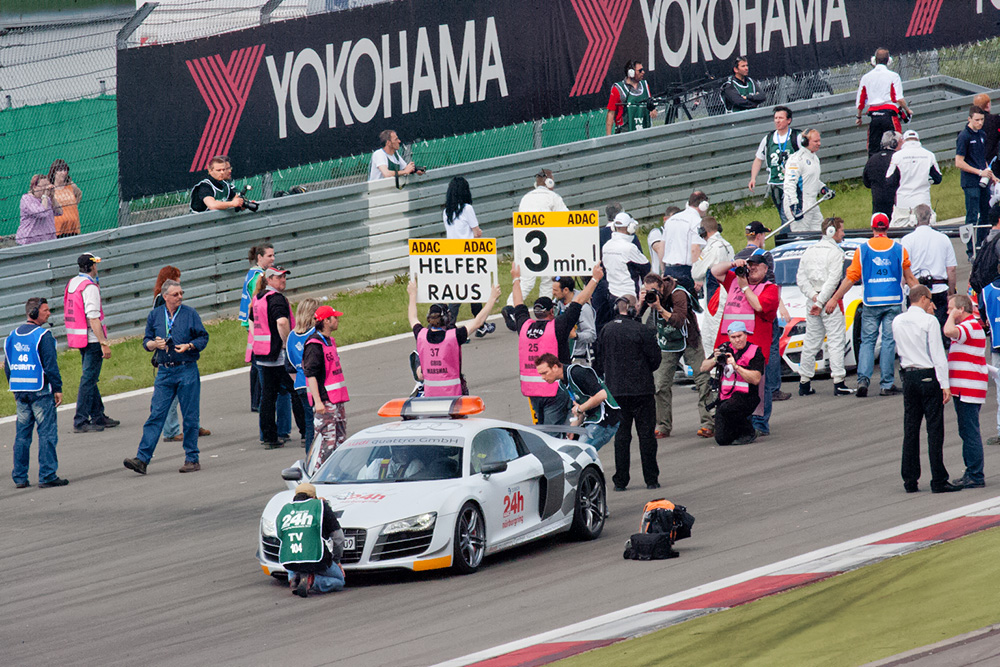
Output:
top-left (344, 536), bottom-right (356, 551)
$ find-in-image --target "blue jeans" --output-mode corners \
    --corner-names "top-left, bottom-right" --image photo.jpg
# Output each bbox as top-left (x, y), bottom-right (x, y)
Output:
top-left (260, 390), bottom-right (293, 441)
top-left (752, 324), bottom-right (782, 433)
top-left (135, 363), bottom-right (201, 464)
top-left (290, 563), bottom-right (346, 593)
top-left (12, 390), bottom-right (59, 485)
top-left (857, 304), bottom-right (900, 390)
top-left (161, 394), bottom-right (181, 439)
top-left (954, 399), bottom-right (985, 484)
top-left (74, 342), bottom-right (106, 427)
top-left (297, 388), bottom-right (314, 448)
top-left (583, 421), bottom-right (619, 450)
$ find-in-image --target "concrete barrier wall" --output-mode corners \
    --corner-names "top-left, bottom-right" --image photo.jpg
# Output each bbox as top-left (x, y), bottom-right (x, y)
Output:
top-left (0, 76), bottom-right (987, 341)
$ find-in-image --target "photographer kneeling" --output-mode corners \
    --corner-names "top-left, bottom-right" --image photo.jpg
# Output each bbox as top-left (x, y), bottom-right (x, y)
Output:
top-left (190, 155), bottom-right (256, 213)
top-left (700, 321), bottom-right (765, 446)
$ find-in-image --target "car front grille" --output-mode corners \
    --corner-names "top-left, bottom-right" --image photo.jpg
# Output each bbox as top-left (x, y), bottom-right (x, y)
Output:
top-left (262, 529), bottom-right (367, 565)
top-left (369, 527), bottom-right (434, 562)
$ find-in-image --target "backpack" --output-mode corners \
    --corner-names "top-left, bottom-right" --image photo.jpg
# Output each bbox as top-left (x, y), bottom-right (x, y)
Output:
top-left (970, 234), bottom-right (1000, 294)
top-left (623, 499), bottom-right (695, 560)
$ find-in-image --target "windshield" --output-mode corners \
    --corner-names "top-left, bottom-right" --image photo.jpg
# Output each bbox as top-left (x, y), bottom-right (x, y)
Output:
top-left (312, 437), bottom-right (464, 484)
top-left (772, 246), bottom-right (855, 287)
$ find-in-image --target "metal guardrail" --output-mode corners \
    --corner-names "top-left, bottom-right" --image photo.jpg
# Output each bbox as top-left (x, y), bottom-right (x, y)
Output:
top-left (0, 76), bottom-right (987, 342)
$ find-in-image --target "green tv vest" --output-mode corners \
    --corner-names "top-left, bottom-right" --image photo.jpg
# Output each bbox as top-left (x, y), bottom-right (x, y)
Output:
top-left (765, 129), bottom-right (800, 185)
top-left (276, 497), bottom-right (325, 565)
top-left (613, 80), bottom-right (652, 133)
top-left (562, 364), bottom-right (619, 425)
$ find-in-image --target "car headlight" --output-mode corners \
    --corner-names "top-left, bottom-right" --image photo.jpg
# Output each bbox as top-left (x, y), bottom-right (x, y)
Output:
top-left (382, 512), bottom-right (437, 535)
top-left (785, 321), bottom-right (807, 338)
top-left (261, 516), bottom-right (277, 538)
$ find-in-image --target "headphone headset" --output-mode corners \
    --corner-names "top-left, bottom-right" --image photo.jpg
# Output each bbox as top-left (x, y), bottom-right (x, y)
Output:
top-left (614, 296), bottom-right (637, 318)
top-left (626, 60), bottom-right (636, 79)
top-left (28, 297), bottom-right (46, 321)
top-left (536, 169), bottom-right (555, 190)
top-left (871, 51), bottom-right (892, 67)
top-left (824, 223), bottom-right (837, 238)
top-left (626, 218), bottom-right (639, 235)
top-left (698, 200), bottom-right (710, 213)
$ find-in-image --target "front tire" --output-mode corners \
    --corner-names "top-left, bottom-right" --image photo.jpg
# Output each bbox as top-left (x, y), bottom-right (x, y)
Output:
top-left (453, 502), bottom-right (486, 574)
top-left (570, 467), bottom-right (606, 540)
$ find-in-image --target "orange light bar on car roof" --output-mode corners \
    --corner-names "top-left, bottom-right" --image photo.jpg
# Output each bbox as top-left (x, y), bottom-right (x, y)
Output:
top-left (377, 396), bottom-right (485, 419)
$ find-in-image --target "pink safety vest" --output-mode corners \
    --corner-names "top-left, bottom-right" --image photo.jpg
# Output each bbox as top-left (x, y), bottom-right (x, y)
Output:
top-left (416, 328), bottom-right (462, 396)
top-left (719, 344), bottom-right (759, 400)
top-left (64, 275), bottom-right (106, 349)
top-left (305, 334), bottom-right (349, 406)
top-left (250, 290), bottom-right (295, 357)
top-left (719, 281), bottom-right (769, 335)
top-left (518, 319), bottom-right (559, 397)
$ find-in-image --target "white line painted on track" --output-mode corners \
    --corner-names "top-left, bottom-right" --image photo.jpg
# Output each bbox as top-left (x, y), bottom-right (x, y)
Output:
top-left (0, 314), bottom-right (504, 425)
top-left (433, 495), bottom-right (1000, 667)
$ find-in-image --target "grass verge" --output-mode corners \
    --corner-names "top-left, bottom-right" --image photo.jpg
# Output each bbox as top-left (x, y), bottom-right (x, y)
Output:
top-left (554, 526), bottom-right (1000, 667)
top-left (1, 167), bottom-right (965, 418)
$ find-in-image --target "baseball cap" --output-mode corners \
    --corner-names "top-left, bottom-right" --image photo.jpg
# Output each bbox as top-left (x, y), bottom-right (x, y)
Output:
top-left (315, 305), bottom-right (343, 320)
top-left (727, 321), bottom-right (748, 334)
top-left (294, 482), bottom-right (317, 498)
top-left (613, 211), bottom-right (635, 228)
top-left (871, 212), bottom-right (890, 230)
top-left (77, 252), bottom-right (101, 269)
top-left (265, 266), bottom-right (290, 277)
top-left (903, 130), bottom-right (919, 140)
top-left (746, 248), bottom-right (769, 263)
top-left (745, 221), bottom-right (770, 235)
top-left (533, 296), bottom-right (555, 311)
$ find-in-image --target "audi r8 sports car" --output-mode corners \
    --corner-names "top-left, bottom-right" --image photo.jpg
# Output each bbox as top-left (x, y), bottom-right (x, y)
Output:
top-left (257, 396), bottom-right (607, 578)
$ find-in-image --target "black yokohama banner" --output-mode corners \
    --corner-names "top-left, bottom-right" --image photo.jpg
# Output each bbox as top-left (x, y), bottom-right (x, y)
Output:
top-left (118, 0), bottom-right (1000, 198)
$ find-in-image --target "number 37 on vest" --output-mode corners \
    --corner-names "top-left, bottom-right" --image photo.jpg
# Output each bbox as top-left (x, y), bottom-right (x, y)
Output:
top-left (513, 211), bottom-right (599, 277)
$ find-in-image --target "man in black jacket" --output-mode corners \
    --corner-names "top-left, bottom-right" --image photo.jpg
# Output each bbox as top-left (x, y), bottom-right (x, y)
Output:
top-left (862, 130), bottom-right (901, 217)
top-left (597, 295), bottom-right (662, 491)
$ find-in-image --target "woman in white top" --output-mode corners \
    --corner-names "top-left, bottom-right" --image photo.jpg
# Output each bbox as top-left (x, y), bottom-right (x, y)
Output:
top-left (442, 177), bottom-right (494, 336)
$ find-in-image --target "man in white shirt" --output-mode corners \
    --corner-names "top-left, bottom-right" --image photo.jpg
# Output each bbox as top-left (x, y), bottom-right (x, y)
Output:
top-left (783, 129), bottom-right (826, 233)
top-left (646, 206), bottom-right (680, 274)
top-left (368, 130), bottom-right (418, 181)
top-left (891, 285), bottom-right (961, 494)
top-left (887, 130), bottom-right (942, 227)
top-left (901, 204), bottom-right (956, 330)
top-left (856, 49), bottom-right (912, 156)
top-left (692, 217), bottom-right (734, 358)
top-left (657, 191), bottom-right (708, 294)
top-left (795, 218), bottom-right (852, 396)
top-left (602, 212), bottom-right (651, 299)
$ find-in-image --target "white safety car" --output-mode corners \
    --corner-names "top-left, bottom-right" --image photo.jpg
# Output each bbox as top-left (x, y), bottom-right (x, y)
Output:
top-left (257, 396), bottom-right (608, 578)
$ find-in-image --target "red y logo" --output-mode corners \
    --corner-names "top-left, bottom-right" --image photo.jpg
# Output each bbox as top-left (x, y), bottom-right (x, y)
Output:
top-left (905, 0), bottom-right (943, 36)
top-left (569, 0), bottom-right (633, 97)
top-left (186, 44), bottom-right (266, 172)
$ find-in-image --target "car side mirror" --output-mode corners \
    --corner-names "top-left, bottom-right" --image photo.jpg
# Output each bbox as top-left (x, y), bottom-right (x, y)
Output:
top-left (281, 467), bottom-right (303, 481)
top-left (480, 460), bottom-right (508, 476)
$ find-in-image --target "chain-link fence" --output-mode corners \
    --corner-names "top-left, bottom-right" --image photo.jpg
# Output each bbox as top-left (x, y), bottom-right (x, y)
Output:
top-left (3, 0), bottom-right (999, 243)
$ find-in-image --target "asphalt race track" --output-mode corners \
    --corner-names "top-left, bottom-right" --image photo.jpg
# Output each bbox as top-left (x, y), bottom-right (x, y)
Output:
top-left (2, 295), bottom-right (994, 664)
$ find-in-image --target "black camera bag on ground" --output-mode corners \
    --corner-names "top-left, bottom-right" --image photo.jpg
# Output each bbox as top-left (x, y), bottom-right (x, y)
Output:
top-left (623, 499), bottom-right (695, 560)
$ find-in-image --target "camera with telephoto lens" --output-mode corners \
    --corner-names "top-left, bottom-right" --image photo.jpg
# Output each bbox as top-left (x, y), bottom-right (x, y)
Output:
top-left (644, 288), bottom-right (660, 304)
top-left (733, 263), bottom-right (749, 278)
top-left (235, 185), bottom-right (259, 212)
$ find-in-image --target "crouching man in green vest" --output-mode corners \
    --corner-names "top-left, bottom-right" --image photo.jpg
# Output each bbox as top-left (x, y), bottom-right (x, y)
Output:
top-left (276, 482), bottom-right (346, 597)
top-left (534, 353), bottom-right (620, 450)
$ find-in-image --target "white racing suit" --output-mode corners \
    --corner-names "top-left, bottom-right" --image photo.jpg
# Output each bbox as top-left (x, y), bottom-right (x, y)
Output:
top-left (692, 233), bottom-right (735, 359)
top-left (795, 235), bottom-right (847, 383)
top-left (783, 147), bottom-right (825, 234)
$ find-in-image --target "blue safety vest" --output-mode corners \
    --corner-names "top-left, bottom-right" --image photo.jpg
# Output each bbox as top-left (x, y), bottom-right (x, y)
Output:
top-left (4, 325), bottom-right (47, 392)
top-left (859, 240), bottom-right (904, 307)
top-left (982, 281), bottom-right (1000, 349)
top-left (286, 327), bottom-right (315, 391)
top-left (239, 267), bottom-right (264, 326)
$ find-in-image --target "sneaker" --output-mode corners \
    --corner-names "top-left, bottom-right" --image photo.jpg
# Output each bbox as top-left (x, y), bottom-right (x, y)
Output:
top-left (475, 322), bottom-right (496, 338)
top-left (38, 477), bottom-right (69, 488)
top-left (163, 435), bottom-right (184, 442)
top-left (262, 441), bottom-right (284, 450)
top-left (73, 422), bottom-right (104, 433)
top-left (293, 574), bottom-right (311, 598)
top-left (879, 385), bottom-right (901, 397)
top-left (501, 306), bottom-right (518, 332)
top-left (951, 475), bottom-right (985, 489)
top-left (798, 382), bottom-right (815, 396)
top-left (696, 426), bottom-right (714, 438)
top-left (834, 382), bottom-right (854, 396)
top-left (178, 460), bottom-right (201, 473)
top-left (772, 390), bottom-right (791, 401)
top-left (654, 429), bottom-right (670, 439)
top-left (198, 427), bottom-right (212, 436)
top-left (14, 481), bottom-right (30, 489)
top-left (987, 436), bottom-right (1000, 447)
top-left (754, 429), bottom-right (770, 438)
top-left (123, 458), bottom-right (148, 475)
top-left (98, 416), bottom-right (121, 428)
top-left (856, 381), bottom-right (869, 398)
top-left (729, 432), bottom-right (758, 446)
